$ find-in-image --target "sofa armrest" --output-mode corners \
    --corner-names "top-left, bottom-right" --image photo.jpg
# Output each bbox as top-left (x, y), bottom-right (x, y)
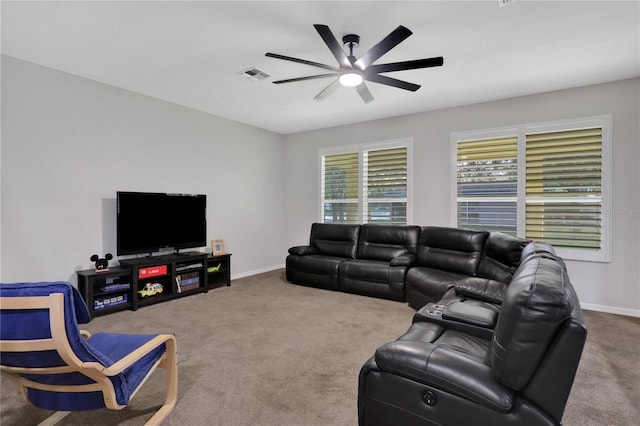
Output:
top-left (375, 341), bottom-right (514, 413)
top-left (454, 277), bottom-right (507, 305)
top-left (288, 245), bottom-right (318, 256)
top-left (390, 254), bottom-right (416, 267)
top-left (441, 301), bottom-right (498, 328)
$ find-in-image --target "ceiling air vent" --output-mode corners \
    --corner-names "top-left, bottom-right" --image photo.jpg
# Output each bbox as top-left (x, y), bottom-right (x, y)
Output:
top-left (239, 67), bottom-right (270, 81)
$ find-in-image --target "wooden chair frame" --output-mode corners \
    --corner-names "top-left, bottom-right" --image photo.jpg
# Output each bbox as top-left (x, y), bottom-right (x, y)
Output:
top-left (0, 293), bottom-right (178, 426)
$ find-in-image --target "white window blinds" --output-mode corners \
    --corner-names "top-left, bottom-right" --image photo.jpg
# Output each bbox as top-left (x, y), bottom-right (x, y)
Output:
top-left (364, 147), bottom-right (408, 224)
top-left (322, 152), bottom-right (359, 224)
top-left (456, 136), bottom-right (518, 235)
top-left (525, 128), bottom-right (603, 250)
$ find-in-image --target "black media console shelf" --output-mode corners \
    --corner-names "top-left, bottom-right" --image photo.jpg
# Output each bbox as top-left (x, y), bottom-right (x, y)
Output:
top-left (77, 266), bottom-right (133, 317)
top-left (77, 252), bottom-right (231, 317)
top-left (207, 254), bottom-right (232, 289)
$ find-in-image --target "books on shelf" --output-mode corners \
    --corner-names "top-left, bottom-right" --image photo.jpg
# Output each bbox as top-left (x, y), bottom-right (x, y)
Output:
top-left (176, 271), bottom-right (200, 293)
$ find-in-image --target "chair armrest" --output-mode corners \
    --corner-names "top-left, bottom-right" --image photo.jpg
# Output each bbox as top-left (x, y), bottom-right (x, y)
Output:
top-left (390, 254), bottom-right (416, 267)
top-left (375, 340), bottom-right (513, 413)
top-left (454, 277), bottom-right (507, 305)
top-left (288, 245), bottom-right (318, 256)
top-left (441, 301), bottom-right (498, 328)
top-left (92, 334), bottom-right (177, 376)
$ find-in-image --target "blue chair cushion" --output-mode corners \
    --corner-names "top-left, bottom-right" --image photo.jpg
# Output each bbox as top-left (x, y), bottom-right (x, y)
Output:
top-left (1, 281), bottom-right (167, 411)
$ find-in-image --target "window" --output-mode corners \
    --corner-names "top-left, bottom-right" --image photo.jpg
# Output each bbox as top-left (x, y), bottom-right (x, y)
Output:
top-left (321, 140), bottom-right (412, 225)
top-left (456, 135), bottom-right (518, 235)
top-left (322, 152), bottom-right (359, 224)
top-left (453, 116), bottom-right (611, 262)
top-left (525, 128), bottom-right (603, 251)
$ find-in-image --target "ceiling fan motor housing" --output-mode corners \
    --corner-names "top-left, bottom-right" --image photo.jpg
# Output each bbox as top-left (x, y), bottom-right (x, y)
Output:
top-left (342, 34), bottom-right (360, 48)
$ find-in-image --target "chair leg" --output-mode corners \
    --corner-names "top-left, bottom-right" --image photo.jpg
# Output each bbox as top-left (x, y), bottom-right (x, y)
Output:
top-left (38, 411), bottom-right (71, 426)
top-left (144, 338), bottom-right (178, 426)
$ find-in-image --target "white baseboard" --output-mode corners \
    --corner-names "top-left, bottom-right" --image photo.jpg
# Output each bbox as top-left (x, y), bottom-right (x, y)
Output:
top-left (231, 264), bottom-right (284, 280)
top-left (581, 302), bottom-right (640, 318)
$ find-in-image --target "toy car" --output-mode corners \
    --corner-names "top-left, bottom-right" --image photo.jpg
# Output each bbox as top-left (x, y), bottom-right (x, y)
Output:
top-left (138, 282), bottom-right (163, 298)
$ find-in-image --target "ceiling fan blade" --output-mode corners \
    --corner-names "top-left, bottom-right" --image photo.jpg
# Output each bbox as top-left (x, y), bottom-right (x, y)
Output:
top-left (313, 24), bottom-right (352, 68)
top-left (354, 25), bottom-right (413, 69)
top-left (364, 73), bottom-right (421, 91)
top-left (366, 57), bottom-right (444, 74)
top-left (265, 53), bottom-right (339, 71)
top-left (272, 73), bottom-right (339, 84)
top-left (314, 80), bottom-right (340, 101)
top-left (356, 82), bottom-right (374, 104)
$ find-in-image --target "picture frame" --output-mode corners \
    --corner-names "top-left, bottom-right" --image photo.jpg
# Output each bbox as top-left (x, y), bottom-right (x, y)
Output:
top-left (211, 239), bottom-right (225, 256)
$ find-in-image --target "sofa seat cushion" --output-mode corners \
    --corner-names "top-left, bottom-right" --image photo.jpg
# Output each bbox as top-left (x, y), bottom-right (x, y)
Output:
top-left (338, 259), bottom-right (408, 301)
top-left (285, 254), bottom-right (347, 291)
top-left (339, 259), bottom-right (407, 284)
top-left (405, 267), bottom-right (468, 309)
top-left (396, 322), bottom-right (490, 360)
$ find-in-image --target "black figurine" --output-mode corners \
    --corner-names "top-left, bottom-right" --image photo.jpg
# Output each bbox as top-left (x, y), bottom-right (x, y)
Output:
top-left (90, 253), bottom-right (113, 270)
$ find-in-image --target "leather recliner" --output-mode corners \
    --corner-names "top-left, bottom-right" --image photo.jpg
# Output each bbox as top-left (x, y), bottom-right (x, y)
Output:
top-left (405, 227), bottom-right (490, 309)
top-left (338, 224), bottom-right (420, 301)
top-left (358, 250), bottom-right (587, 426)
top-left (286, 223), bottom-right (360, 291)
top-left (412, 231), bottom-right (532, 323)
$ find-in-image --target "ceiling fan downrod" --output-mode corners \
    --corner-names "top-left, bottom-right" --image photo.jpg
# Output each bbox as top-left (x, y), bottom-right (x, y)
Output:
top-left (342, 34), bottom-right (360, 63)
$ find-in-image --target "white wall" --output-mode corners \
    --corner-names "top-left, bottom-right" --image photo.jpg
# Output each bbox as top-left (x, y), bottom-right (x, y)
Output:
top-left (1, 56), bottom-right (287, 283)
top-left (283, 78), bottom-right (640, 316)
top-left (3, 55), bottom-right (638, 316)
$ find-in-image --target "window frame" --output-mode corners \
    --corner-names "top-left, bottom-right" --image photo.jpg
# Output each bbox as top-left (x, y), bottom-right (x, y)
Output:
top-left (451, 115), bottom-right (611, 263)
top-left (319, 138), bottom-right (413, 225)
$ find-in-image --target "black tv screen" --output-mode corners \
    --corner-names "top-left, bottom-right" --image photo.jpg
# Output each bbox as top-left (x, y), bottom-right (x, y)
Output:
top-left (117, 191), bottom-right (207, 256)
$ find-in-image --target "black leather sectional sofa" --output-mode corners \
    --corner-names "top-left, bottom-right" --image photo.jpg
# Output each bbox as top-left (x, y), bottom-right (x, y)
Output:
top-left (286, 223), bottom-right (528, 308)
top-left (287, 223), bottom-right (587, 425)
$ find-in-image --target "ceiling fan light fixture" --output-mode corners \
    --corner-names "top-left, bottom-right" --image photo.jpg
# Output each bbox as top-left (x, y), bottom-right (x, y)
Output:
top-left (339, 71), bottom-right (363, 87)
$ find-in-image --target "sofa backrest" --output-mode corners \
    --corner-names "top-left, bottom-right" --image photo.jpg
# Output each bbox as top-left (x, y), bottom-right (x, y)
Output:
top-left (356, 224), bottom-right (420, 261)
top-left (490, 253), bottom-right (580, 391)
top-left (477, 232), bottom-right (530, 283)
top-left (520, 240), bottom-right (557, 262)
top-left (310, 223), bottom-right (361, 258)
top-left (416, 227), bottom-right (489, 276)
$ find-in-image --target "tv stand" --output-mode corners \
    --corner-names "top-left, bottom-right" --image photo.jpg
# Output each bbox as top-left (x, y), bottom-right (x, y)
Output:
top-left (77, 252), bottom-right (231, 316)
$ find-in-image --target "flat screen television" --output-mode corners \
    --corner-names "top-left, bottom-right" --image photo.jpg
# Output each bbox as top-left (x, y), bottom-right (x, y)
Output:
top-left (116, 191), bottom-right (207, 256)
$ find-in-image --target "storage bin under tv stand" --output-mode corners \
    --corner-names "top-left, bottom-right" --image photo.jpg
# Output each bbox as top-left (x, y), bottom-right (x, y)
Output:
top-left (77, 251), bottom-right (231, 316)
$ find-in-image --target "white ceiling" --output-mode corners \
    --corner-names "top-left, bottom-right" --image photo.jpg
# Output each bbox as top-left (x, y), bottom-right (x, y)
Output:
top-left (2, 1), bottom-right (639, 135)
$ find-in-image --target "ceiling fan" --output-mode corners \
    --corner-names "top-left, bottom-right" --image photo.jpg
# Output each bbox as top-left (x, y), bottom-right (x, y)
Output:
top-left (265, 24), bottom-right (444, 103)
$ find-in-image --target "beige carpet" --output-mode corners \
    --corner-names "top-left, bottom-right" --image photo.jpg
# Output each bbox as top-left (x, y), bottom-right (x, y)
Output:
top-left (2, 270), bottom-right (639, 425)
